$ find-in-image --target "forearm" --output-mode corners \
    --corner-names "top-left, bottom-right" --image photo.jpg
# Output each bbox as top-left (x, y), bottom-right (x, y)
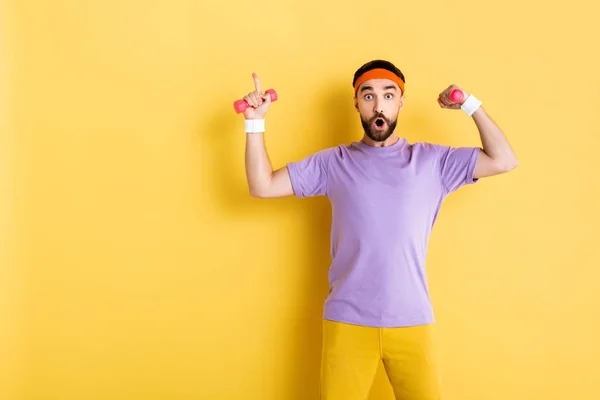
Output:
top-left (245, 133), bottom-right (273, 196)
top-left (471, 107), bottom-right (518, 169)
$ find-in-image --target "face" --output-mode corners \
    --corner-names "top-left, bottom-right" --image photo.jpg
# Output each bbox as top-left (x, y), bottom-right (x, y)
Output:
top-left (354, 78), bottom-right (404, 142)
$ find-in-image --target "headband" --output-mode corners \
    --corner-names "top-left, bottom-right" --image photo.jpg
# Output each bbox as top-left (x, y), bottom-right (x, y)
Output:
top-left (353, 68), bottom-right (405, 95)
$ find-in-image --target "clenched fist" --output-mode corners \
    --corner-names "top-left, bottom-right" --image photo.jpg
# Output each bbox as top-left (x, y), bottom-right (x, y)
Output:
top-left (437, 85), bottom-right (469, 110)
top-left (241, 73), bottom-right (272, 120)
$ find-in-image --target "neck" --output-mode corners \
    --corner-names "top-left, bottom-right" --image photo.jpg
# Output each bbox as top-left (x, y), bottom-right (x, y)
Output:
top-left (361, 133), bottom-right (400, 148)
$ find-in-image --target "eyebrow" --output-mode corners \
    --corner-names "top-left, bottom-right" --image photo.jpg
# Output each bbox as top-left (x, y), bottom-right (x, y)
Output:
top-left (360, 85), bottom-right (397, 93)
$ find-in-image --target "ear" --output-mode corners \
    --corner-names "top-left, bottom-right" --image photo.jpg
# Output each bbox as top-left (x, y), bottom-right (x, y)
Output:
top-left (398, 93), bottom-right (405, 111)
top-left (353, 96), bottom-right (359, 111)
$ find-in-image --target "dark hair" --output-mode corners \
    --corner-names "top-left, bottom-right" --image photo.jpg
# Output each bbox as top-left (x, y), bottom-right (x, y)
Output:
top-left (352, 59), bottom-right (405, 88)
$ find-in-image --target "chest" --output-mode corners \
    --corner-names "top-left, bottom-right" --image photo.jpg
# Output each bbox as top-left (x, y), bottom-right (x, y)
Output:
top-left (327, 156), bottom-right (444, 213)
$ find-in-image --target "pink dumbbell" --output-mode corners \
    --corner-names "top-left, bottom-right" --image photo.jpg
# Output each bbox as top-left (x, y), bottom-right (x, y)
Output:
top-left (449, 89), bottom-right (464, 103)
top-left (233, 89), bottom-right (278, 113)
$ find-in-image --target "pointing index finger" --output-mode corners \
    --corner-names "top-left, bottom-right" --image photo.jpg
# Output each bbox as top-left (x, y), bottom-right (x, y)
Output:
top-left (252, 73), bottom-right (262, 93)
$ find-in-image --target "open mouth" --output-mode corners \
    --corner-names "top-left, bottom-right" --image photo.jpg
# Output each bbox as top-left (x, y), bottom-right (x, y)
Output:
top-left (375, 118), bottom-right (385, 128)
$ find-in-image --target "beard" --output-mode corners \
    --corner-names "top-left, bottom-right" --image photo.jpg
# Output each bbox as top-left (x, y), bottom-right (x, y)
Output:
top-left (360, 112), bottom-right (398, 142)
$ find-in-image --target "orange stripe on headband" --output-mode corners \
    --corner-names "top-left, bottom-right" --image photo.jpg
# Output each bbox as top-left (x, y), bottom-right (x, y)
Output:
top-left (354, 68), bottom-right (405, 95)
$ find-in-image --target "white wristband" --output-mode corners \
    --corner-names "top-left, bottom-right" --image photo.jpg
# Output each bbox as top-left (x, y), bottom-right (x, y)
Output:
top-left (245, 119), bottom-right (265, 133)
top-left (460, 94), bottom-right (482, 117)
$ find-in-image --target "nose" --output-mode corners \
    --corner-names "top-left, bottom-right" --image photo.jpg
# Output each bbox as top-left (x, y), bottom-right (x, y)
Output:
top-left (373, 98), bottom-right (383, 114)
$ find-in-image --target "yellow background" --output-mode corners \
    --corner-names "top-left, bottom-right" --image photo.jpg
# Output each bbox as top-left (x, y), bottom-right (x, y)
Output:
top-left (2, 0), bottom-right (599, 399)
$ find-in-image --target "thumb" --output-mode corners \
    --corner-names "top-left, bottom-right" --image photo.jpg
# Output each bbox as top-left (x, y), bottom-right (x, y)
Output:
top-left (261, 92), bottom-right (272, 105)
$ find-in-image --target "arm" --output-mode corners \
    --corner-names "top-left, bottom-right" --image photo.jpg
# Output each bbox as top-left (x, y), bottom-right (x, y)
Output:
top-left (471, 106), bottom-right (519, 179)
top-left (240, 73), bottom-right (294, 198)
top-left (245, 133), bottom-right (294, 198)
top-left (438, 85), bottom-right (518, 179)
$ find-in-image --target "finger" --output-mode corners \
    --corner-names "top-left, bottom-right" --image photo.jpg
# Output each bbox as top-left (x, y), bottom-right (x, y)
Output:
top-left (250, 92), bottom-right (262, 107)
top-left (440, 93), bottom-right (449, 103)
top-left (261, 92), bottom-right (271, 104)
top-left (254, 91), bottom-right (264, 106)
top-left (247, 93), bottom-right (256, 107)
top-left (252, 73), bottom-right (262, 94)
top-left (245, 93), bottom-right (256, 107)
top-left (439, 91), bottom-right (447, 103)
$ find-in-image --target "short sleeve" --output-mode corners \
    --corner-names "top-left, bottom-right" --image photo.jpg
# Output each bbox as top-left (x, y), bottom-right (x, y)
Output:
top-left (436, 145), bottom-right (481, 193)
top-left (286, 148), bottom-right (333, 198)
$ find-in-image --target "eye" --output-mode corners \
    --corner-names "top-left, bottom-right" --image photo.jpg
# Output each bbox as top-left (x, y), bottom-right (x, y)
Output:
top-left (364, 94), bottom-right (373, 100)
top-left (385, 93), bottom-right (394, 100)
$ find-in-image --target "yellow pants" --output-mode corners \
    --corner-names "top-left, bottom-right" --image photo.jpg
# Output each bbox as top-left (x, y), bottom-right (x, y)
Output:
top-left (320, 320), bottom-right (441, 400)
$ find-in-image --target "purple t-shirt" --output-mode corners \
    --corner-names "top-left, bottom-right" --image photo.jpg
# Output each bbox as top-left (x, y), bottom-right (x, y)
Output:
top-left (287, 138), bottom-right (480, 328)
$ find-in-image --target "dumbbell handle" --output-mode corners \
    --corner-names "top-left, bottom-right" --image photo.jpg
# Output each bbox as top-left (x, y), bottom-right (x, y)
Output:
top-left (234, 89), bottom-right (278, 113)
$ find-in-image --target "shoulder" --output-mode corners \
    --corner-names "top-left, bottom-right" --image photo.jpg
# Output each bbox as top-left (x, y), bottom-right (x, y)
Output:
top-left (287, 145), bottom-right (342, 171)
top-left (312, 144), bottom-right (353, 162)
top-left (411, 141), bottom-right (447, 152)
top-left (409, 141), bottom-right (448, 159)
top-left (311, 145), bottom-right (344, 165)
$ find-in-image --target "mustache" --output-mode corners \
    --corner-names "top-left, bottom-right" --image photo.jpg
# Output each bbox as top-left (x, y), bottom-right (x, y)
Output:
top-left (371, 113), bottom-right (389, 123)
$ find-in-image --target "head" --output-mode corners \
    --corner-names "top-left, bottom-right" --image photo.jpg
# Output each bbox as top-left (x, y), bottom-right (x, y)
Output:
top-left (352, 60), bottom-right (405, 143)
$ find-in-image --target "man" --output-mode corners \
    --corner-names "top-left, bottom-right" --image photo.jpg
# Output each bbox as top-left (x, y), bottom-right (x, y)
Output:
top-left (241, 59), bottom-right (518, 400)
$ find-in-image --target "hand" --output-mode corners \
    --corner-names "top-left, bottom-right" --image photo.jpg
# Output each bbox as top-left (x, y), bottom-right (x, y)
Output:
top-left (437, 84), bottom-right (469, 110)
top-left (242, 73), bottom-right (272, 120)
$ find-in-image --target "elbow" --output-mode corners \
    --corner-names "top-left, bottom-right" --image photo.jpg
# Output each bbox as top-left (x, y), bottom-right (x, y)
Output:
top-left (248, 175), bottom-right (274, 198)
top-left (249, 187), bottom-right (262, 198)
top-left (500, 157), bottom-right (519, 172)
top-left (249, 185), bottom-right (267, 198)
